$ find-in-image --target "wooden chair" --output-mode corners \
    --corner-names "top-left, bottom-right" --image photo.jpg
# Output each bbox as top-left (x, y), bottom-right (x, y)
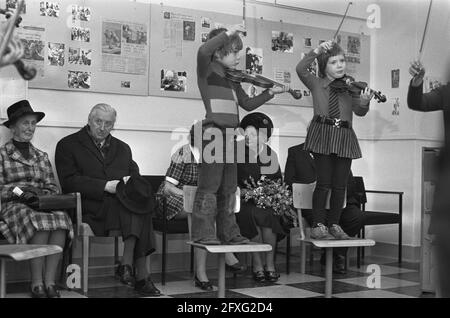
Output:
top-left (292, 182), bottom-right (374, 298)
top-left (144, 175), bottom-right (193, 286)
top-left (353, 176), bottom-right (403, 266)
top-left (183, 185), bottom-right (272, 298)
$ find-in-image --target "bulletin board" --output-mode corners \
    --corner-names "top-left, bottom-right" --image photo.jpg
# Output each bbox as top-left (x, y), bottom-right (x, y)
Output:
top-left (10, 0), bottom-right (150, 96)
top-left (149, 3), bottom-right (370, 107)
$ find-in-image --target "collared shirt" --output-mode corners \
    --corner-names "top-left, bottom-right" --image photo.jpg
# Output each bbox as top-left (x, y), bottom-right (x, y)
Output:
top-left (86, 125), bottom-right (111, 158)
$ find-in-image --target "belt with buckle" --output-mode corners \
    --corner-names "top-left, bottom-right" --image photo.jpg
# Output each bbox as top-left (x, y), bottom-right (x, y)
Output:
top-left (314, 116), bottom-right (350, 128)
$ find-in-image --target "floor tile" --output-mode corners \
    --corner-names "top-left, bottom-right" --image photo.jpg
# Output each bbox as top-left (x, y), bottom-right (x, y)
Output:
top-left (232, 285), bottom-right (322, 298)
top-left (347, 264), bottom-right (416, 275)
top-left (334, 290), bottom-right (416, 298)
top-left (171, 290), bottom-right (253, 298)
top-left (336, 276), bottom-right (419, 289)
top-left (287, 280), bottom-right (370, 294)
top-left (155, 279), bottom-right (217, 295)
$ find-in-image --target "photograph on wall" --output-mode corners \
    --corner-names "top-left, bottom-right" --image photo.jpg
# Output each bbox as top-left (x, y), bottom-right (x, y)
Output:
top-left (17, 26), bottom-right (45, 77)
top-left (304, 37), bottom-right (312, 48)
top-left (271, 31), bottom-right (294, 53)
top-left (102, 22), bottom-right (121, 54)
top-left (273, 69), bottom-right (291, 84)
top-left (201, 17), bottom-right (211, 28)
top-left (68, 70), bottom-right (91, 89)
top-left (346, 35), bottom-right (361, 64)
top-left (391, 69), bottom-right (400, 88)
top-left (68, 47), bottom-right (92, 66)
top-left (245, 47), bottom-right (263, 75)
top-left (102, 20), bottom-right (148, 75)
top-left (47, 42), bottom-right (64, 66)
top-left (183, 21), bottom-right (195, 41)
top-left (201, 32), bottom-right (208, 42)
top-left (214, 22), bottom-right (224, 29)
top-left (301, 52), bottom-right (318, 77)
top-left (160, 69), bottom-right (187, 92)
top-left (121, 81), bottom-right (131, 88)
top-left (39, 1), bottom-right (59, 17)
top-left (122, 24), bottom-right (147, 45)
top-left (6, 0), bottom-right (26, 14)
top-left (71, 26), bottom-right (90, 43)
top-left (71, 5), bottom-right (91, 22)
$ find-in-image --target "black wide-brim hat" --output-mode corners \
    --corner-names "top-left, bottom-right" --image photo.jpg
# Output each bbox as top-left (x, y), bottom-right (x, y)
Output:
top-left (116, 175), bottom-right (155, 215)
top-left (3, 100), bottom-right (45, 128)
top-left (239, 112), bottom-right (274, 138)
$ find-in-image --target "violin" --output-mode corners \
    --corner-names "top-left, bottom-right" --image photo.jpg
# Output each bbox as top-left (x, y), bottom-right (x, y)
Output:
top-left (330, 75), bottom-right (387, 103)
top-left (225, 69), bottom-right (302, 100)
top-left (0, 1), bottom-right (37, 81)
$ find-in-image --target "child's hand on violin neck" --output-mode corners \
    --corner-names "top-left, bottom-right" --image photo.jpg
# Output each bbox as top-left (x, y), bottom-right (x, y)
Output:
top-left (409, 60), bottom-right (425, 87)
top-left (226, 24), bottom-right (246, 36)
top-left (314, 40), bottom-right (334, 55)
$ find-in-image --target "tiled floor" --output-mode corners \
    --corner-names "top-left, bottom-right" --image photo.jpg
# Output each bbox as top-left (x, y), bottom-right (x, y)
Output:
top-left (4, 255), bottom-right (436, 298)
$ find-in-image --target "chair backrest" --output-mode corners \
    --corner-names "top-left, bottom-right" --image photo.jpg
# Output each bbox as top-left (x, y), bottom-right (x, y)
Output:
top-left (292, 182), bottom-right (346, 210)
top-left (183, 185), bottom-right (241, 213)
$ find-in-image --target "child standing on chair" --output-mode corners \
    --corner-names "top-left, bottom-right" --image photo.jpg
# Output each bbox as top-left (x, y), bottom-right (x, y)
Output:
top-left (192, 25), bottom-right (286, 245)
top-left (296, 40), bottom-right (373, 240)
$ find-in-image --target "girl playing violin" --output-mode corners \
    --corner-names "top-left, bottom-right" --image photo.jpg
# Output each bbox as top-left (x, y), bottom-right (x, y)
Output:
top-left (296, 40), bottom-right (374, 240)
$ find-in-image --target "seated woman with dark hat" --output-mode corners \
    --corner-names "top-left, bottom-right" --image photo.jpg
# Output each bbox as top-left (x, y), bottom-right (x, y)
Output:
top-left (0, 100), bottom-right (74, 298)
top-left (236, 112), bottom-right (286, 283)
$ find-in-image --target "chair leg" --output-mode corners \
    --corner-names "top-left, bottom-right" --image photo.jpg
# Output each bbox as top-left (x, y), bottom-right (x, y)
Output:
top-left (274, 240), bottom-right (278, 264)
top-left (357, 232), bottom-right (361, 268)
top-left (362, 227), bottom-right (366, 261)
top-left (190, 245), bottom-right (194, 273)
top-left (300, 241), bottom-right (306, 274)
top-left (162, 231), bottom-right (167, 286)
top-left (309, 245), bottom-right (314, 268)
top-left (82, 236), bottom-right (89, 295)
top-left (398, 223), bottom-right (402, 264)
top-left (286, 233), bottom-right (291, 274)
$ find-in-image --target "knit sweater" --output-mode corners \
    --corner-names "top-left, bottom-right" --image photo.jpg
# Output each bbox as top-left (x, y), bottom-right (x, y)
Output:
top-left (197, 31), bottom-right (274, 128)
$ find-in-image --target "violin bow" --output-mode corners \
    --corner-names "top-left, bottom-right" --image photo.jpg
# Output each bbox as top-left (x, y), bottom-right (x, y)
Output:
top-left (241, 0), bottom-right (247, 36)
top-left (0, 0), bottom-right (24, 63)
top-left (418, 0), bottom-right (433, 61)
top-left (333, 1), bottom-right (353, 42)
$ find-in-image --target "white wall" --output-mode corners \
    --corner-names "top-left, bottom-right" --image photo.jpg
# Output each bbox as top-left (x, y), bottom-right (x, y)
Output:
top-left (1, 0), bottom-right (448, 260)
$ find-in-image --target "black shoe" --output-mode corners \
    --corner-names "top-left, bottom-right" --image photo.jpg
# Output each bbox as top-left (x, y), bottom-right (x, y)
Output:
top-left (264, 270), bottom-right (280, 282)
top-left (253, 270), bottom-right (266, 282)
top-left (194, 276), bottom-right (213, 291)
top-left (135, 277), bottom-right (162, 297)
top-left (46, 284), bottom-right (60, 298)
top-left (31, 285), bottom-right (47, 298)
top-left (225, 262), bottom-right (245, 274)
top-left (116, 264), bottom-right (135, 286)
top-left (333, 255), bottom-right (347, 275)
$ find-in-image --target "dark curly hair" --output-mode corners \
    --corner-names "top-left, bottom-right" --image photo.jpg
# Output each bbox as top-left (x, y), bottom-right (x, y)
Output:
top-left (208, 28), bottom-right (243, 60)
top-left (317, 42), bottom-right (346, 78)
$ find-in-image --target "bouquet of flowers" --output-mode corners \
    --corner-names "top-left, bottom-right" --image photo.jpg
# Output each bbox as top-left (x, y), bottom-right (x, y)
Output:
top-left (242, 176), bottom-right (298, 229)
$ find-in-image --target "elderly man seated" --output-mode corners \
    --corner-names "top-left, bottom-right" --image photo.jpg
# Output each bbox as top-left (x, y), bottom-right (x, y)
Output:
top-left (55, 103), bottom-right (161, 296)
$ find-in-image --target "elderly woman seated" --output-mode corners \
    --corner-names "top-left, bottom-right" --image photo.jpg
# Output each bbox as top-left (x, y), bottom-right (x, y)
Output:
top-left (0, 100), bottom-right (73, 298)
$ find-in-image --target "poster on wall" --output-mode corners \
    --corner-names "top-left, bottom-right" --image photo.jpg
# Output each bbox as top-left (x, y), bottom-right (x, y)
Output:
top-left (101, 20), bottom-right (148, 75)
top-left (163, 11), bottom-right (195, 57)
top-left (39, 1), bottom-right (60, 17)
top-left (346, 35), bottom-right (361, 64)
top-left (245, 47), bottom-right (263, 75)
top-left (273, 69), bottom-right (291, 84)
top-left (271, 31), bottom-right (294, 53)
top-left (17, 26), bottom-right (45, 78)
top-left (391, 69), bottom-right (400, 88)
top-left (6, 0), bottom-right (26, 13)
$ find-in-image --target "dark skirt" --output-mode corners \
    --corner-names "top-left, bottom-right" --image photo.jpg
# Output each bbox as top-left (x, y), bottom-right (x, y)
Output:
top-left (85, 195), bottom-right (156, 260)
top-left (304, 119), bottom-right (362, 159)
top-left (236, 201), bottom-right (287, 242)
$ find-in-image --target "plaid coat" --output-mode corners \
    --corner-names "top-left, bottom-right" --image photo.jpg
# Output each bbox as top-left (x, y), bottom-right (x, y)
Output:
top-left (0, 140), bottom-right (73, 243)
top-left (156, 144), bottom-right (198, 220)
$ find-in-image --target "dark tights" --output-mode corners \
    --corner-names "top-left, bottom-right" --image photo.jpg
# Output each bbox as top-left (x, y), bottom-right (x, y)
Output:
top-left (312, 153), bottom-right (352, 227)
